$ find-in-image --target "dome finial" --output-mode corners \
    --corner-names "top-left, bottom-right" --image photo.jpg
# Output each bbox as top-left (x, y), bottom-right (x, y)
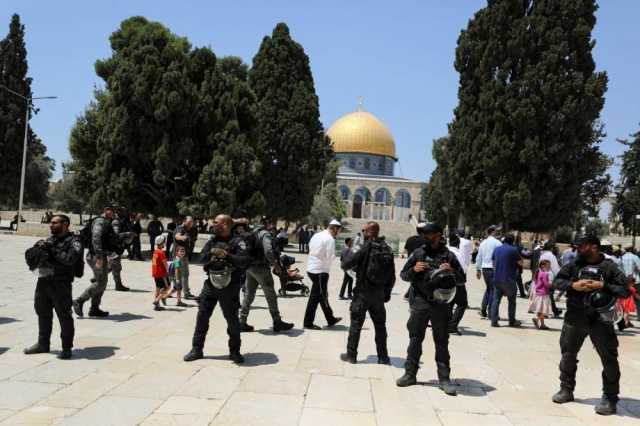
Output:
top-left (357, 96), bottom-right (365, 112)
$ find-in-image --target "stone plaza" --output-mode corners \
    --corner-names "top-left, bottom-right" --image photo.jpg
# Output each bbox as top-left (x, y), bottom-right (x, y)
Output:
top-left (0, 234), bottom-right (639, 425)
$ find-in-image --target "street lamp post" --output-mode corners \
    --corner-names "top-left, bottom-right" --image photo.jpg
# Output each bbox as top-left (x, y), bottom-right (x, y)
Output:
top-left (1, 84), bottom-right (57, 232)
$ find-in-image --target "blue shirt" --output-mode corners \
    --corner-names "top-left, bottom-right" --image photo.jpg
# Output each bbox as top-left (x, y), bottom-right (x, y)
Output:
top-left (492, 244), bottom-right (521, 283)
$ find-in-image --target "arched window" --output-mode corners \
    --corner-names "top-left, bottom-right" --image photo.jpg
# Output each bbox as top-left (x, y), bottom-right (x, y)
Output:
top-left (355, 186), bottom-right (372, 202)
top-left (395, 189), bottom-right (411, 208)
top-left (339, 185), bottom-right (351, 201)
top-left (364, 158), bottom-right (370, 169)
top-left (374, 187), bottom-right (392, 205)
top-left (349, 158), bottom-right (356, 169)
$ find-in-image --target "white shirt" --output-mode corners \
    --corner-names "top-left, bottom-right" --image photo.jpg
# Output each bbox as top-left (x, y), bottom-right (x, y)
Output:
top-left (539, 251), bottom-right (560, 277)
top-left (306, 229), bottom-right (336, 274)
top-left (459, 237), bottom-right (473, 269)
top-left (476, 236), bottom-right (502, 270)
top-left (448, 246), bottom-right (466, 271)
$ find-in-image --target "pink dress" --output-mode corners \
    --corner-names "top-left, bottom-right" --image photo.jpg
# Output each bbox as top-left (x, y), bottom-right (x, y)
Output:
top-left (528, 270), bottom-right (553, 315)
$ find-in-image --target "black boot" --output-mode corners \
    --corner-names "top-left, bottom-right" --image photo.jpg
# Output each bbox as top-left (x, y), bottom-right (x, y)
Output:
top-left (396, 372), bottom-right (417, 387)
top-left (340, 352), bottom-right (357, 364)
top-left (595, 395), bottom-right (617, 415)
top-left (552, 388), bottom-right (574, 404)
top-left (439, 379), bottom-right (458, 396)
top-left (239, 321), bottom-right (255, 332)
top-left (57, 348), bottom-right (72, 360)
top-left (273, 319), bottom-right (294, 332)
top-left (73, 299), bottom-right (84, 317)
top-left (183, 348), bottom-right (203, 362)
top-left (115, 280), bottom-right (130, 291)
top-left (23, 343), bottom-right (49, 355)
top-left (229, 351), bottom-right (245, 364)
top-left (88, 307), bottom-right (109, 317)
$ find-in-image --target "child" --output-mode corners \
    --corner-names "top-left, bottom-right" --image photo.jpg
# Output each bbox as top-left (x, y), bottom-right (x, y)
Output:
top-left (151, 235), bottom-right (171, 311)
top-left (529, 259), bottom-right (553, 330)
top-left (169, 245), bottom-right (188, 307)
top-left (618, 278), bottom-right (638, 330)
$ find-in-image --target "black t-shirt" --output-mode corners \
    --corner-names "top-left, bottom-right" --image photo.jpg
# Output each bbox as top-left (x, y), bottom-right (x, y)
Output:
top-left (404, 235), bottom-right (425, 257)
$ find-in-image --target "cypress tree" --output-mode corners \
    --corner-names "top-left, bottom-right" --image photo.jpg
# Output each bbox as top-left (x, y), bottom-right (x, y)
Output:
top-left (613, 130), bottom-right (640, 232)
top-left (249, 23), bottom-right (333, 221)
top-left (447, 0), bottom-right (608, 231)
top-left (0, 14), bottom-right (53, 207)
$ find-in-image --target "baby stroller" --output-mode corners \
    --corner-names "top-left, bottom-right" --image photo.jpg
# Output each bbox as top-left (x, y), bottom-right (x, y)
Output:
top-left (274, 254), bottom-right (310, 296)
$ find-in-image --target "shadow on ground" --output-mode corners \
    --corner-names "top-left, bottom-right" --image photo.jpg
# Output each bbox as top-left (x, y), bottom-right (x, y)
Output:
top-left (0, 347), bottom-right (8, 355)
top-left (577, 397), bottom-right (640, 418)
top-left (80, 312), bottom-right (152, 322)
top-left (69, 346), bottom-right (119, 360)
top-left (0, 317), bottom-right (20, 325)
top-left (203, 352), bottom-right (279, 367)
top-left (417, 378), bottom-right (497, 394)
top-left (257, 328), bottom-right (305, 338)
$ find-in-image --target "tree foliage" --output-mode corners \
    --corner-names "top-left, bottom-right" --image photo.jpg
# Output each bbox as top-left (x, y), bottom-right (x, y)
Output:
top-left (613, 130), bottom-right (640, 232)
top-left (0, 14), bottom-right (54, 208)
top-left (69, 17), bottom-right (264, 217)
top-left (249, 23), bottom-right (333, 221)
top-left (444, 0), bottom-right (608, 232)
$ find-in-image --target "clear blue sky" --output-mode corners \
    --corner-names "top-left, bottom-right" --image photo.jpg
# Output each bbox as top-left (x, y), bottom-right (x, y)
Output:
top-left (3, 0), bottom-right (639, 182)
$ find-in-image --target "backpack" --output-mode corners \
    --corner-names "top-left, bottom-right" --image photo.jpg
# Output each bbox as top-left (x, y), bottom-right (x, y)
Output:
top-left (365, 240), bottom-right (395, 287)
top-left (71, 235), bottom-right (85, 278)
top-left (78, 218), bottom-right (95, 251)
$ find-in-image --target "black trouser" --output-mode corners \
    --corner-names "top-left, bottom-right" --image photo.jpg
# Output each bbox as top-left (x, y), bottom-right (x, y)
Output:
top-left (339, 272), bottom-right (353, 298)
top-left (34, 277), bottom-right (74, 350)
top-left (149, 234), bottom-right (159, 254)
top-left (304, 272), bottom-right (337, 326)
top-left (480, 268), bottom-right (495, 316)
top-left (346, 290), bottom-right (387, 358)
top-left (449, 285), bottom-right (468, 330)
top-left (559, 314), bottom-right (620, 402)
top-left (191, 280), bottom-right (241, 353)
top-left (404, 294), bottom-right (451, 380)
top-left (550, 288), bottom-right (561, 316)
top-left (516, 273), bottom-right (526, 297)
top-left (165, 234), bottom-right (173, 258)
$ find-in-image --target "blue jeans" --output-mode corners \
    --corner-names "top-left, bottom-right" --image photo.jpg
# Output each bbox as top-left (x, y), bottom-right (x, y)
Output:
top-left (480, 268), bottom-right (495, 316)
top-left (491, 281), bottom-right (517, 325)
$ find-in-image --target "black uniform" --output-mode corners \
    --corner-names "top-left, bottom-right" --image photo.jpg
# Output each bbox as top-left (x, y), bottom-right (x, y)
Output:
top-left (341, 238), bottom-right (395, 360)
top-left (400, 242), bottom-right (465, 379)
top-left (553, 255), bottom-right (629, 402)
top-left (31, 233), bottom-right (83, 350)
top-left (191, 234), bottom-right (251, 354)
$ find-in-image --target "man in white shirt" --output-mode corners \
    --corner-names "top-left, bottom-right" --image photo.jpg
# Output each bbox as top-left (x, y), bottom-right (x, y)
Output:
top-left (303, 220), bottom-right (343, 330)
top-left (448, 233), bottom-right (468, 334)
top-left (539, 241), bottom-right (562, 317)
top-left (457, 229), bottom-right (473, 271)
top-left (475, 226), bottom-right (501, 318)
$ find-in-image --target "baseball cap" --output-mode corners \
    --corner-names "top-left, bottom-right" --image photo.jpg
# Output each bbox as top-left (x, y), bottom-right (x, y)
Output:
top-left (329, 219), bottom-right (342, 227)
top-left (155, 235), bottom-right (166, 246)
top-left (573, 234), bottom-right (600, 246)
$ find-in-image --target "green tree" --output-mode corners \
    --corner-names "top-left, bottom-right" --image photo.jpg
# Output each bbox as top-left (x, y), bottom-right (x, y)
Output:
top-left (446, 0), bottom-right (608, 232)
top-left (424, 137), bottom-right (458, 228)
top-left (249, 23), bottom-right (333, 221)
top-left (0, 14), bottom-right (53, 207)
top-left (613, 130), bottom-right (640, 233)
top-left (70, 18), bottom-right (265, 217)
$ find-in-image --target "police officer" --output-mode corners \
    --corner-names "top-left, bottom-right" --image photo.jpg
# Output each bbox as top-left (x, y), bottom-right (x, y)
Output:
top-left (551, 234), bottom-right (629, 416)
top-left (396, 223), bottom-right (465, 396)
top-left (73, 206), bottom-right (121, 317)
top-left (239, 217), bottom-right (294, 333)
top-left (24, 215), bottom-right (83, 359)
top-left (339, 221), bottom-right (395, 364)
top-left (109, 207), bottom-right (134, 291)
top-left (184, 214), bottom-right (252, 364)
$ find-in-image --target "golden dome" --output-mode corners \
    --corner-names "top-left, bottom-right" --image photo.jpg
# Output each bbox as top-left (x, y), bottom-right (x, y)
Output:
top-left (327, 111), bottom-right (396, 159)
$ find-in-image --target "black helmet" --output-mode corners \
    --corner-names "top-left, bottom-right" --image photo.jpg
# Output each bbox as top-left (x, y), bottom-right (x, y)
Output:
top-left (429, 268), bottom-right (457, 303)
top-left (423, 223), bottom-right (443, 234)
top-left (585, 290), bottom-right (620, 323)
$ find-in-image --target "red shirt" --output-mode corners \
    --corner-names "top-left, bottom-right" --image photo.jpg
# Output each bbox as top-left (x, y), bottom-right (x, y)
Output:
top-left (152, 249), bottom-right (168, 278)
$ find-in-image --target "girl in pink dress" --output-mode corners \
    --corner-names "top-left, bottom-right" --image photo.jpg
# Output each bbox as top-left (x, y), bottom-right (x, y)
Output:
top-left (529, 259), bottom-right (553, 330)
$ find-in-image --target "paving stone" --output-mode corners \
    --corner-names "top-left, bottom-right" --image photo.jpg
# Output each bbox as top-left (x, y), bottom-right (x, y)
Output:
top-left (108, 372), bottom-right (191, 400)
top-left (210, 392), bottom-right (303, 426)
top-left (238, 369), bottom-right (310, 396)
top-left (299, 407), bottom-right (376, 426)
top-left (437, 410), bottom-right (512, 426)
top-left (44, 372), bottom-right (130, 409)
top-left (0, 381), bottom-right (62, 410)
top-left (0, 405), bottom-right (76, 425)
top-left (305, 374), bottom-right (373, 412)
top-left (12, 359), bottom-right (97, 385)
top-left (60, 396), bottom-right (161, 426)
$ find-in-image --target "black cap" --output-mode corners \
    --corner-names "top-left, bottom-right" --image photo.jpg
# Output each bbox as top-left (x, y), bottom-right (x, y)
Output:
top-left (423, 223), bottom-right (443, 234)
top-left (573, 234), bottom-right (600, 247)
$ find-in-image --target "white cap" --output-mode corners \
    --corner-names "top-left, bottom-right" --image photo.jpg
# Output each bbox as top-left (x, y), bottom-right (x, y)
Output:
top-left (329, 219), bottom-right (342, 227)
top-left (155, 235), bottom-right (166, 246)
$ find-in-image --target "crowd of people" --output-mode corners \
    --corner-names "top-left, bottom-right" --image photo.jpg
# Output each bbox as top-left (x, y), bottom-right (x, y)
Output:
top-left (17, 208), bottom-right (640, 416)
